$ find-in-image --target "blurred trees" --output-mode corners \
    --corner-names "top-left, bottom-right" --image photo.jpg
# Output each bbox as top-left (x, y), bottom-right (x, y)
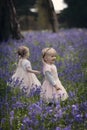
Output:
top-left (0, 0), bottom-right (37, 41)
top-left (14, 0), bottom-right (58, 32)
top-left (14, 0), bottom-right (38, 30)
top-left (14, 0), bottom-right (37, 15)
top-left (58, 0), bottom-right (87, 27)
top-left (0, 0), bottom-right (58, 42)
top-left (0, 0), bottom-right (23, 42)
top-left (1, 0), bottom-right (87, 42)
top-left (37, 0), bottom-right (58, 32)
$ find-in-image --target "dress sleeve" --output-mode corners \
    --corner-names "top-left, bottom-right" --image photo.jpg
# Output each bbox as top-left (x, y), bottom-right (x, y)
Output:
top-left (22, 60), bottom-right (31, 71)
top-left (43, 64), bottom-right (51, 74)
top-left (45, 71), bottom-right (56, 86)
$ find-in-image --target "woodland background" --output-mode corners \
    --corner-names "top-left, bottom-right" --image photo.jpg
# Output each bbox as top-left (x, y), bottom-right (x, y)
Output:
top-left (0, 0), bottom-right (87, 41)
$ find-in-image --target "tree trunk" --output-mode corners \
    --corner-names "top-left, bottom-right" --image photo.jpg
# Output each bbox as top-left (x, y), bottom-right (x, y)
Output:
top-left (37, 0), bottom-right (58, 32)
top-left (0, 0), bottom-right (23, 42)
top-left (47, 0), bottom-right (58, 32)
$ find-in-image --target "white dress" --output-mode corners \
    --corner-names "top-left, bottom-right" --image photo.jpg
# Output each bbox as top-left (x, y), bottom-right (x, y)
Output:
top-left (41, 62), bottom-right (68, 102)
top-left (11, 58), bottom-right (41, 94)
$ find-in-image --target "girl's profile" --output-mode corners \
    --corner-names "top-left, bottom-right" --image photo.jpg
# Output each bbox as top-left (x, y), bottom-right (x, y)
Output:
top-left (41, 47), bottom-right (68, 102)
top-left (10, 45), bottom-right (41, 95)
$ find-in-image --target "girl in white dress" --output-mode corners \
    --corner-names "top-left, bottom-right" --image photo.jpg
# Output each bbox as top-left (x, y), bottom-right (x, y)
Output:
top-left (11, 46), bottom-right (41, 95)
top-left (41, 47), bottom-right (68, 102)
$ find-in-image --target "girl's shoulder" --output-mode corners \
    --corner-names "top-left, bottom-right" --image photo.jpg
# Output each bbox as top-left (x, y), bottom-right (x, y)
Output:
top-left (21, 59), bottom-right (31, 66)
top-left (52, 64), bottom-right (56, 67)
top-left (22, 58), bottom-right (30, 63)
top-left (43, 63), bottom-right (52, 72)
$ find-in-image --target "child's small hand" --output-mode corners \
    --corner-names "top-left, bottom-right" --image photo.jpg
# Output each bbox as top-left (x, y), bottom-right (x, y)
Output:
top-left (56, 87), bottom-right (61, 91)
top-left (55, 85), bottom-right (61, 91)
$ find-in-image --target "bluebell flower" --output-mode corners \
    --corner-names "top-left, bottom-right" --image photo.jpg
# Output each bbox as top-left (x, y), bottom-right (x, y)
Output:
top-left (56, 127), bottom-right (61, 130)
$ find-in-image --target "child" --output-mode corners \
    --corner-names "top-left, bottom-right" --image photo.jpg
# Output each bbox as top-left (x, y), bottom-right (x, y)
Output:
top-left (40, 47), bottom-right (68, 102)
top-left (11, 46), bottom-right (41, 95)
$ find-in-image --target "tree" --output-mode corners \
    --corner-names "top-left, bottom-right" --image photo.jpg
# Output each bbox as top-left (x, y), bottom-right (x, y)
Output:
top-left (0, 0), bottom-right (23, 42)
top-left (37, 0), bottom-right (58, 32)
top-left (0, 0), bottom-right (58, 42)
top-left (14, 0), bottom-right (37, 15)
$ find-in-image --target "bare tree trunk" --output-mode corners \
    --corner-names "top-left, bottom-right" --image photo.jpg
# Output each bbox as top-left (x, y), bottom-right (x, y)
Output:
top-left (0, 0), bottom-right (23, 42)
top-left (47, 0), bottom-right (58, 32)
top-left (37, 0), bottom-right (58, 32)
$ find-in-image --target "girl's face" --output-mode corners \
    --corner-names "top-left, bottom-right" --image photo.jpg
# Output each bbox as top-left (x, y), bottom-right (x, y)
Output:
top-left (44, 50), bottom-right (57, 64)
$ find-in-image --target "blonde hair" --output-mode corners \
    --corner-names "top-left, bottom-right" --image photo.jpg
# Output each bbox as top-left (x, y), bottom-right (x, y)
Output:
top-left (17, 46), bottom-right (30, 58)
top-left (42, 47), bottom-right (57, 60)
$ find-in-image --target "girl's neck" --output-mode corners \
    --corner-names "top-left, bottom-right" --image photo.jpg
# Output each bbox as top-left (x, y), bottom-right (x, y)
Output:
top-left (45, 61), bottom-right (53, 65)
top-left (20, 57), bottom-right (28, 60)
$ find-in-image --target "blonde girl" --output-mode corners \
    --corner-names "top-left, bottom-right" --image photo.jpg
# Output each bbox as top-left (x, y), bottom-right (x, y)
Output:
top-left (11, 46), bottom-right (41, 95)
top-left (41, 47), bottom-right (68, 102)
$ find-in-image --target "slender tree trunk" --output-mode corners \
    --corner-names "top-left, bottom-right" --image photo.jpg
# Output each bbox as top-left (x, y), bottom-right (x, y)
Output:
top-left (37, 0), bottom-right (58, 32)
top-left (47, 0), bottom-right (58, 32)
top-left (0, 0), bottom-right (23, 42)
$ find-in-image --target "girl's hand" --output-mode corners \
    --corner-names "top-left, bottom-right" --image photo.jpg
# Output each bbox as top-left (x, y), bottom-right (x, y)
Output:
top-left (56, 87), bottom-right (61, 91)
top-left (55, 85), bottom-right (61, 91)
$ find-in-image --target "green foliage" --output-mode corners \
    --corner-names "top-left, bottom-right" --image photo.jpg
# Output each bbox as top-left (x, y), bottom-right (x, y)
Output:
top-left (0, 79), bottom-right (7, 98)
